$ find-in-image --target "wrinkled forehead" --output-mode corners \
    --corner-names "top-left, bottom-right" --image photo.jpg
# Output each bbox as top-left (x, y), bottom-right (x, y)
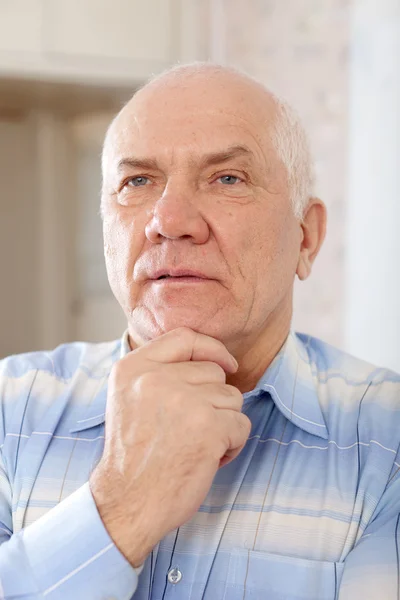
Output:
top-left (103, 75), bottom-right (279, 172)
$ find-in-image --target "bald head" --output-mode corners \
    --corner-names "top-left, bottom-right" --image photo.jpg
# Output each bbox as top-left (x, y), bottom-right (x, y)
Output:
top-left (102, 62), bottom-right (314, 219)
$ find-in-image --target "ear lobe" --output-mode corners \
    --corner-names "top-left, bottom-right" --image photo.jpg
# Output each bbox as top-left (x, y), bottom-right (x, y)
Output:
top-left (296, 254), bottom-right (311, 281)
top-left (296, 198), bottom-right (327, 282)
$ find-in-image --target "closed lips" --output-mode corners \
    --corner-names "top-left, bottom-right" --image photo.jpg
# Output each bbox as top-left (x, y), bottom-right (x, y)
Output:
top-left (149, 270), bottom-right (210, 280)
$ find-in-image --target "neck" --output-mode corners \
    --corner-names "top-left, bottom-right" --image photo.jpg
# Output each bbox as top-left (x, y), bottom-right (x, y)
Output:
top-left (225, 300), bottom-right (292, 393)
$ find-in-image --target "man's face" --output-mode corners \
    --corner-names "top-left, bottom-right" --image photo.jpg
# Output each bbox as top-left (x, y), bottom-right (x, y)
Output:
top-left (102, 72), bottom-right (303, 350)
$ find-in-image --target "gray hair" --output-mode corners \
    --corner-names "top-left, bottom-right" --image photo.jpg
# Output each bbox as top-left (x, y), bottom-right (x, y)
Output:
top-left (102, 63), bottom-right (315, 220)
top-left (270, 96), bottom-right (315, 220)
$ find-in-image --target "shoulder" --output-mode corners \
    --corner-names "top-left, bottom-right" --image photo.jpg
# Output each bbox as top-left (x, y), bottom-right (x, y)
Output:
top-left (0, 338), bottom-right (121, 381)
top-left (296, 332), bottom-right (400, 447)
top-left (0, 339), bottom-right (121, 440)
top-left (297, 332), bottom-right (399, 384)
top-left (296, 332), bottom-right (400, 395)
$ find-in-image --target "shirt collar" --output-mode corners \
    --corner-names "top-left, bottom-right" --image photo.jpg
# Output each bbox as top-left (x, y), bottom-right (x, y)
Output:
top-left (71, 330), bottom-right (328, 440)
top-left (119, 329), bottom-right (131, 359)
top-left (244, 331), bottom-right (328, 439)
top-left (70, 332), bottom-right (128, 434)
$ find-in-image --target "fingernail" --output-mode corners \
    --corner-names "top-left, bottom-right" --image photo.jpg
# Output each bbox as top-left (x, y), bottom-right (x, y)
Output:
top-left (230, 355), bottom-right (239, 370)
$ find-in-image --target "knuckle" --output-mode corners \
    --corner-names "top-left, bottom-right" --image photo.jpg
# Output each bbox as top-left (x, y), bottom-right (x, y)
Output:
top-left (239, 413), bottom-right (252, 436)
top-left (209, 362), bottom-right (226, 381)
top-left (226, 384), bottom-right (243, 399)
top-left (133, 370), bottom-right (158, 396)
top-left (223, 384), bottom-right (244, 406)
top-left (215, 384), bottom-right (233, 399)
top-left (109, 360), bottom-right (125, 387)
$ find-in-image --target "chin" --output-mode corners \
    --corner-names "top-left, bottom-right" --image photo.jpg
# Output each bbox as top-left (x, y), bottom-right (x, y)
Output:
top-left (130, 306), bottom-right (228, 343)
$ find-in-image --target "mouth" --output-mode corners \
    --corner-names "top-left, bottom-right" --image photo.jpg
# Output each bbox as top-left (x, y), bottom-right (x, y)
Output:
top-left (149, 270), bottom-right (212, 283)
top-left (153, 275), bottom-right (209, 284)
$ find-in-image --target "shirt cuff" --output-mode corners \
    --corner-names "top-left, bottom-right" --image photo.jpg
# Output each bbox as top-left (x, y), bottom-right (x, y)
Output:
top-left (20, 482), bottom-right (140, 599)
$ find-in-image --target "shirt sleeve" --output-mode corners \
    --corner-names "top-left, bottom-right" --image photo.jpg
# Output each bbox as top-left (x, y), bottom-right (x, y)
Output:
top-left (0, 478), bottom-right (141, 599)
top-left (338, 460), bottom-right (400, 599)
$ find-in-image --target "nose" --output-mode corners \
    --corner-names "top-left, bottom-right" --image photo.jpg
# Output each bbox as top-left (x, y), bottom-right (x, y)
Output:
top-left (145, 181), bottom-right (210, 244)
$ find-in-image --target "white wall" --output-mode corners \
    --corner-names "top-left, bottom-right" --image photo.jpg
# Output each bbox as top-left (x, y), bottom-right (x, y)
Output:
top-left (345, 0), bottom-right (400, 371)
top-left (209, 0), bottom-right (350, 348)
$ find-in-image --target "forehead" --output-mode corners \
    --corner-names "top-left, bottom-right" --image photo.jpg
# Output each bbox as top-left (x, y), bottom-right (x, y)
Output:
top-left (105, 75), bottom-right (278, 167)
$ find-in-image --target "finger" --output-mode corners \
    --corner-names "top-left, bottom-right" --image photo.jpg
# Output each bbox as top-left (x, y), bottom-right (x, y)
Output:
top-left (188, 383), bottom-right (243, 411)
top-left (219, 447), bottom-right (244, 468)
top-left (201, 383), bottom-right (243, 411)
top-left (130, 327), bottom-right (238, 374)
top-left (218, 410), bottom-right (251, 455)
top-left (161, 361), bottom-right (227, 385)
top-left (169, 382), bottom-right (243, 412)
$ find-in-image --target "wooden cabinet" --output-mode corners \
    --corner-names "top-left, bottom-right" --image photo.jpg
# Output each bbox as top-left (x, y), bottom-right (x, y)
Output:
top-left (0, 0), bottom-right (43, 53)
top-left (44, 0), bottom-right (177, 63)
top-left (0, 0), bottom-right (203, 85)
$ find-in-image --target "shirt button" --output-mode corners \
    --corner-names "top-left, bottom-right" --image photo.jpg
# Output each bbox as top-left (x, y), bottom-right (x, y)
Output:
top-left (167, 567), bottom-right (182, 584)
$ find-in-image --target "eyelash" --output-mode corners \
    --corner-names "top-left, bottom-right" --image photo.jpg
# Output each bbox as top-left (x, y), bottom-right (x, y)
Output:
top-left (124, 176), bottom-right (149, 187)
top-left (119, 171), bottom-right (247, 191)
top-left (117, 176), bottom-right (149, 193)
top-left (214, 173), bottom-right (245, 184)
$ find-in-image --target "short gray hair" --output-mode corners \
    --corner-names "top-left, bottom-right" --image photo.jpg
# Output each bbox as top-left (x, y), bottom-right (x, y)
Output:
top-left (270, 96), bottom-right (315, 220)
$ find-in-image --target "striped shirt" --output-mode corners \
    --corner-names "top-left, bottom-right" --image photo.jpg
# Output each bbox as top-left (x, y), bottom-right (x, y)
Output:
top-left (0, 330), bottom-right (399, 599)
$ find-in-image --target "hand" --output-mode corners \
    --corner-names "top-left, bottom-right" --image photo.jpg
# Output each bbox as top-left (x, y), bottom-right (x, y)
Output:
top-left (89, 327), bottom-right (251, 567)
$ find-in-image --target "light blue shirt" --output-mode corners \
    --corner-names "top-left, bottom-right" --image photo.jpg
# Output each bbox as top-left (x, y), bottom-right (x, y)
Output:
top-left (0, 331), bottom-right (399, 599)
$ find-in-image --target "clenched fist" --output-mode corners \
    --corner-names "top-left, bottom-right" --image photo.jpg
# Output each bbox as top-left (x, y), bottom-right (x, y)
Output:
top-left (89, 327), bottom-right (251, 567)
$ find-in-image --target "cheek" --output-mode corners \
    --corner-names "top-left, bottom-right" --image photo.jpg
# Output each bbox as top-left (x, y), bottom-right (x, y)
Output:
top-left (237, 207), bottom-right (300, 287)
top-left (261, 217), bottom-right (301, 294)
top-left (103, 214), bottom-right (144, 291)
top-left (208, 204), bottom-right (267, 287)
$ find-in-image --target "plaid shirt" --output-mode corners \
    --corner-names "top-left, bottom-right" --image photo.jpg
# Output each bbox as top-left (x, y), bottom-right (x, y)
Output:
top-left (0, 331), bottom-right (399, 599)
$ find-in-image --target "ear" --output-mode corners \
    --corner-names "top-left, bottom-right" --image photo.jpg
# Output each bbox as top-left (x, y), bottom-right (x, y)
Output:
top-left (296, 198), bottom-right (327, 281)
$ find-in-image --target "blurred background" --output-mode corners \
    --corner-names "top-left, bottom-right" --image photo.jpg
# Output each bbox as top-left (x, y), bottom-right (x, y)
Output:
top-left (0, 0), bottom-right (399, 371)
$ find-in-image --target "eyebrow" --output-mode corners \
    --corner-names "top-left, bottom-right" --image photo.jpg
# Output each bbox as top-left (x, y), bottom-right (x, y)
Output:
top-left (198, 145), bottom-right (255, 168)
top-left (116, 145), bottom-right (255, 173)
top-left (117, 157), bottom-right (159, 172)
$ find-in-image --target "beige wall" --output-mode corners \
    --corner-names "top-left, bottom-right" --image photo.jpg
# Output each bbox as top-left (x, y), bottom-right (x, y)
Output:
top-left (0, 115), bottom-right (40, 356)
top-left (0, 86), bottom-right (131, 358)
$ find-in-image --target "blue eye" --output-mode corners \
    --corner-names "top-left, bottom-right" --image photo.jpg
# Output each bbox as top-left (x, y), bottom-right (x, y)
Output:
top-left (218, 175), bottom-right (240, 185)
top-left (127, 176), bottom-right (149, 187)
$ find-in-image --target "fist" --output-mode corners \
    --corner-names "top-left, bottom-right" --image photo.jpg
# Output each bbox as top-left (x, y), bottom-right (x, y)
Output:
top-left (90, 327), bottom-right (251, 566)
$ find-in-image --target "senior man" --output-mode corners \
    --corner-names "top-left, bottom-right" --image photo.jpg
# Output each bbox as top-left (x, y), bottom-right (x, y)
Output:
top-left (0, 63), bottom-right (399, 600)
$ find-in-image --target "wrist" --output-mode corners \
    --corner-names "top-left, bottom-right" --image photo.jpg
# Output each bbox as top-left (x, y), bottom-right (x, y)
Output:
top-left (89, 466), bottom-right (155, 567)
